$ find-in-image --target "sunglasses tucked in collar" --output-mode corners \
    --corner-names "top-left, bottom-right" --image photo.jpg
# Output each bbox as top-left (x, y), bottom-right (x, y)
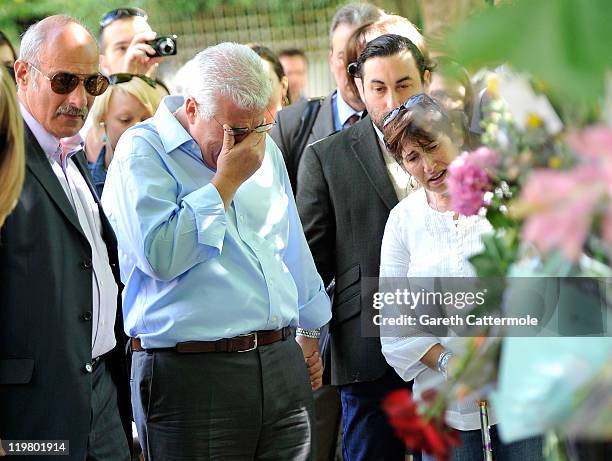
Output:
top-left (109, 73), bottom-right (157, 89)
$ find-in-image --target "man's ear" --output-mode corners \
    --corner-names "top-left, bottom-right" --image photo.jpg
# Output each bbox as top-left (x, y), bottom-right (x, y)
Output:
top-left (99, 54), bottom-right (110, 76)
top-left (280, 75), bottom-right (289, 105)
top-left (184, 97), bottom-right (199, 124)
top-left (14, 60), bottom-right (30, 91)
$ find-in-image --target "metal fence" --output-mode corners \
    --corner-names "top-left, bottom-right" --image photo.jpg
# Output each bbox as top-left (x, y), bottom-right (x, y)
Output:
top-left (150, 0), bottom-right (416, 97)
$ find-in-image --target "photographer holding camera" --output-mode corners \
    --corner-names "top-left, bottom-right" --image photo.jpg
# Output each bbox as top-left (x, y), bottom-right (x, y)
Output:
top-left (98, 7), bottom-right (165, 78)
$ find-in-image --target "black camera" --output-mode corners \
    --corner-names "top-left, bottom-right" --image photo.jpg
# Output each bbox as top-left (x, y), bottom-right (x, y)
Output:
top-left (147, 35), bottom-right (178, 57)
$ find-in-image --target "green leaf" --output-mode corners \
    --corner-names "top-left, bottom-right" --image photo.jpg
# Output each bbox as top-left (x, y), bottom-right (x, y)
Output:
top-left (486, 207), bottom-right (514, 230)
top-left (444, 0), bottom-right (612, 107)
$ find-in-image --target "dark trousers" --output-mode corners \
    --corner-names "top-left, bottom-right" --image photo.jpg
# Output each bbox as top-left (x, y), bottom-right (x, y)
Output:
top-left (339, 368), bottom-right (417, 461)
top-left (131, 335), bottom-right (315, 460)
top-left (86, 358), bottom-right (130, 461)
top-left (313, 385), bottom-right (341, 461)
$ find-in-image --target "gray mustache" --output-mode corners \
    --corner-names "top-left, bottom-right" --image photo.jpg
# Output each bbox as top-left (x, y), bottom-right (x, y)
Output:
top-left (56, 105), bottom-right (88, 118)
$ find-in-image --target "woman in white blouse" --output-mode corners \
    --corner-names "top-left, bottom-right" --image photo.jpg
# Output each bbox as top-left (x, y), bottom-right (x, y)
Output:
top-left (379, 93), bottom-right (542, 460)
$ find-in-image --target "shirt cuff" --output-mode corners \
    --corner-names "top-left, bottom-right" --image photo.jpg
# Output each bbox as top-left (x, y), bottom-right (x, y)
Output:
top-left (182, 183), bottom-right (227, 252)
top-left (298, 283), bottom-right (332, 329)
top-left (381, 336), bottom-right (439, 382)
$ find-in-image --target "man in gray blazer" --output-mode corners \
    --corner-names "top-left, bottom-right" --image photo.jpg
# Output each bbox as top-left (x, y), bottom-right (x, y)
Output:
top-left (297, 34), bottom-right (431, 461)
top-left (0, 16), bottom-right (131, 461)
top-left (271, 3), bottom-right (382, 194)
top-left (271, 4), bottom-right (383, 461)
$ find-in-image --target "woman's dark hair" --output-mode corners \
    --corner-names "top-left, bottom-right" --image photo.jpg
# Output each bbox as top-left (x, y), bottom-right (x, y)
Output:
top-left (0, 30), bottom-right (17, 62)
top-left (248, 45), bottom-right (285, 83)
top-left (349, 34), bottom-right (429, 83)
top-left (344, 16), bottom-right (433, 103)
top-left (383, 93), bottom-right (455, 165)
top-left (343, 21), bottom-right (375, 104)
top-left (248, 44), bottom-right (289, 104)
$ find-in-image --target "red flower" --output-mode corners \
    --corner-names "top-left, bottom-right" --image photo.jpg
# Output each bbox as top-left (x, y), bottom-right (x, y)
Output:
top-left (383, 389), bottom-right (461, 461)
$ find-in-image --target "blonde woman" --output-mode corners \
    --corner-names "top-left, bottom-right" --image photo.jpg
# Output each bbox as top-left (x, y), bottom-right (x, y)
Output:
top-left (0, 65), bottom-right (24, 227)
top-left (86, 73), bottom-right (162, 196)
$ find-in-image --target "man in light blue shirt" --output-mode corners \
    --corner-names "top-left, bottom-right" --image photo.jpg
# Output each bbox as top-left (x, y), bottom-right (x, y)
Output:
top-left (101, 42), bottom-right (331, 460)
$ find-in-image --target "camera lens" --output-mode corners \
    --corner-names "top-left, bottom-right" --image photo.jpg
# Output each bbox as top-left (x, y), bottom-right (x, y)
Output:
top-left (159, 38), bottom-right (175, 55)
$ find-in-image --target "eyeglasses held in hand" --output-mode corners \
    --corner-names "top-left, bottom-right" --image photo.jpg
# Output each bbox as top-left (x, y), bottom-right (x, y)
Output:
top-left (109, 73), bottom-right (157, 89)
top-left (99, 7), bottom-right (148, 31)
top-left (28, 63), bottom-right (110, 96)
top-left (213, 115), bottom-right (276, 137)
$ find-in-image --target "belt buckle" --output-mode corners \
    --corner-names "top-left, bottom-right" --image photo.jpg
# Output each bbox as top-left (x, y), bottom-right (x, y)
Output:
top-left (237, 332), bottom-right (258, 352)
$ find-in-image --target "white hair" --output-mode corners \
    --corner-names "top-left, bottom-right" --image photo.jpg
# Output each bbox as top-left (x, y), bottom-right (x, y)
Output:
top-left (19, 15), bottom-right (88, 67)
top-left (184, 42), bottom-right (271, 119)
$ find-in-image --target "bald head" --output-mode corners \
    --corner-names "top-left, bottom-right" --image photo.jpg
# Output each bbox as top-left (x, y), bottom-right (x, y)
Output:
top-left (19, 15), bottom-right (97, 67)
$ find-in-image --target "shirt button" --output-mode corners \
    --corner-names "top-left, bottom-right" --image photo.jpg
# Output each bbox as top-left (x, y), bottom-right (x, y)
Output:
top-left (81, 311), bottom-right (92, 321)
top-left (84, 363), bottom-right (93, 373)
top-left (81, 259), bottom-right (92, 270)
top-left (272, 316), bottom-right (278, 323)
top-left (239, 215), bottom-right (245, 222)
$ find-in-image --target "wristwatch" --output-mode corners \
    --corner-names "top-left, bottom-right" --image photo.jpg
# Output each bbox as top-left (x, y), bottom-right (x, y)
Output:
top-left (296, 327), bottom-right (321, 339)
top-left (437, 350), bottom-right (455, 379)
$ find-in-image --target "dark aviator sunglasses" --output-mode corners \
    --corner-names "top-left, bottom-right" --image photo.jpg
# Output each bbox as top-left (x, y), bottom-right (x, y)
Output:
top-left (28, 63), bottom-right (109, 96)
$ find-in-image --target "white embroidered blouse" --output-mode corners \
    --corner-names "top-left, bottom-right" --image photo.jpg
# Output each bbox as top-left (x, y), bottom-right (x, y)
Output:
top-left (379, 187), bottom-right (494, 430)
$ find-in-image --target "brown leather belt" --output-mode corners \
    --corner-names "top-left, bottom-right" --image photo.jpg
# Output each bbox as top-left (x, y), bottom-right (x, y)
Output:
top-left (131, 327), bottom-right (292, 353)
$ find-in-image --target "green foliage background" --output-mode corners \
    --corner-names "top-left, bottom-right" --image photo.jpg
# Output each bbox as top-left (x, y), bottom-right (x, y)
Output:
top-left (446, 0), bottom-right (612, 108)
top-left (0, 0), bottom-right (343, 44)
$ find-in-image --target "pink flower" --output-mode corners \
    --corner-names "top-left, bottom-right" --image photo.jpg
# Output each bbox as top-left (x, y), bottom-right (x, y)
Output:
top-left (566, 125), bottom-right (612, 161)
top-left (519, 166), bottom-right (609, 261)
top-left (448, 148), bottom-right (499, 216)
top-left (470, 146), bottom-right (500, 169)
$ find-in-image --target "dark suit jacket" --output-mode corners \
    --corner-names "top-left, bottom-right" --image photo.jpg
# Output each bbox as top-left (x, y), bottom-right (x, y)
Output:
top-left (270, 91), bottom-right (336, 192)
top-left (296, 115), bottom-right (399, 386)
top-left (0, 125), bottom-right (131, 460)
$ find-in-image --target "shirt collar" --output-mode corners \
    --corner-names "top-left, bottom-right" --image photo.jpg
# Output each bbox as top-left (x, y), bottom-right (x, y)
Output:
top-left (153, 95), bottom-right (196, 154)
top-left (335, 91), bottom-right (363, 126)
top-left (373, 122), bottom-right (385, 143)
top-left (19, 101), bottom-right (60, 161)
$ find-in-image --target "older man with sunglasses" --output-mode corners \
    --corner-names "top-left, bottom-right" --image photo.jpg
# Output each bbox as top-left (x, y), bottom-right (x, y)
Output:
top-left (101, 42), bottom-right (331, 460)
top-left (0, 15), bottom-right (132, 461)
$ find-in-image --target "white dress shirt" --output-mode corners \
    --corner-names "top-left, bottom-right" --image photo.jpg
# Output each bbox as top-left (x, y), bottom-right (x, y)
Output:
top-left (373, 123), bottom-right (413, 201)
top-left (20, 103), bottom-right (118, 359)
top-left (379, 187), bottom-right (495, 430)
top-left (100, 96), bottom-right (331, 348)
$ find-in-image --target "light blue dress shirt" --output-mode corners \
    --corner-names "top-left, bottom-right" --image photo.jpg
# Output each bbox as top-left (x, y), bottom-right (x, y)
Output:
top-left (101, 96), bottom-right (331, 348)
